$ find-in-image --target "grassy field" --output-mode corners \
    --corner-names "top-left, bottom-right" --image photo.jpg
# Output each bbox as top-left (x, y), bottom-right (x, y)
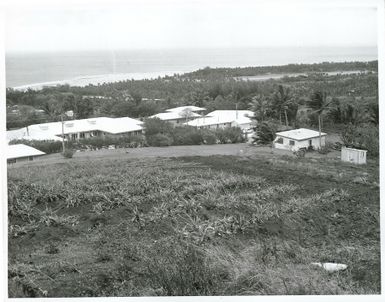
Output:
top-left (8, 147), bottom-right (380, 297)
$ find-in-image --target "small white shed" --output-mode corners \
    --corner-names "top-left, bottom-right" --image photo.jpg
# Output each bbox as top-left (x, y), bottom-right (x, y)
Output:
top-left (341, 147), bottom-right (367, 164)
top-left (273, 128), bottom-right (327, 151)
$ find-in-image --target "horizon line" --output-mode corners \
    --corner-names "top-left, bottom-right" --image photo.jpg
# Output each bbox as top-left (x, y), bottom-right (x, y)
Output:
top-left (5, 44), bottom-right (378, 55)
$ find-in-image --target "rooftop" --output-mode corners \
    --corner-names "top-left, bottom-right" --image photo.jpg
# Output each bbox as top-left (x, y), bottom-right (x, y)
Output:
top-left (276, 128), bottom-right (327, 140)
top-left (206, 110), bottom-right (254, 119)
top-left (149, 111), bottom-right (202, 121)
top-left (7, 144), bottom-right (46, 159)
top-left (7, 117), bottom-right (144, 142)
top-left (165, 106), bottom-right (206, 113)
top-left (186, 110), bottom-right (254, 127)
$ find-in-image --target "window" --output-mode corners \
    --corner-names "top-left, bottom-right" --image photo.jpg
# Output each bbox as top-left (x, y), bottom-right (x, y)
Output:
top-left (289, 140), bottom-right (295, 146)
top-left (309, 139), bottom-right (312, 146)
top-left (276, 137), bottom-right (283, 144)
top-left (28, 156), bottom-right (34, 161)
top-left (71, 133), bottom-right (77, 140)
top-left (80, 132), bottom-right (85, 139)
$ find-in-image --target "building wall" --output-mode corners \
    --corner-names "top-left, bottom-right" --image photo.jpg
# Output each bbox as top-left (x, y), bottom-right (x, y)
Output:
top-left (7, 156), bottom-right (39, 164)
top-left (165, 117), bottom-right (199, 125)
top-left (273, 135), bottom-right (326, 151)
top-left (64, 130), bottom-right (143, 141)
top-left (231, 122), bottom-right (252, 131)
top-left (341, 147), bottom-right (367, 164)
top-left (196, 122), bottom-right (232, 130)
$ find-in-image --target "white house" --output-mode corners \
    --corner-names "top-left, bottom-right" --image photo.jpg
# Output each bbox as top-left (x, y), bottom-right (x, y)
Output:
top-left (341, 147), bottom-right (367, 164)
top-left (185, 110), bottom-right (254, 136)
top-left (149, 106), bottom-right (206, 124)
top-left (273, 128), bottom-right (327, 151)
top-left (7, 117), bottom-right (144, 142)
top-left (7, 144), bottom-right (46, 164)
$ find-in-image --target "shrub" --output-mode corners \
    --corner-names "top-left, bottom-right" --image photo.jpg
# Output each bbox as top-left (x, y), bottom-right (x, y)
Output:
top-left (142, 238), bottom-right (221, 295)
top-left (214, 129), bottom-right (228, 144)
top-left (127, 135), bottom-right (146, 148)
top-left (318, 142), bottom-right (333, 154)
top-left (62, 149), bottom-right (74, 158)
top-left (293, 149), bottom-right (306, 158)
top-left (143, 118), bottom-right (173, 137)
top-left (75, 134), bottom-right (146, 149)
top-left (340, 124), bottom-right (379, 156)
top-left (171, 126), bottom-right (204, 145)
top-left (146, 133), bottom-right (173, 147)
top-left (253, 121), bottom-right (277, 145)
top-left (340, 124), bottom-right (356, 147)
top-left (45, 243), bottom-right (59, 254)
top-left (201, 130), bottom-right (217, 145)
top-left (223, 127), bottom-right (245, 143)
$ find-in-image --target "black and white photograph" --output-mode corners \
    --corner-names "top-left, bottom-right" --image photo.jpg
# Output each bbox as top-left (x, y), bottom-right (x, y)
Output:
top-left (1, 0), bottom-right (384, 299)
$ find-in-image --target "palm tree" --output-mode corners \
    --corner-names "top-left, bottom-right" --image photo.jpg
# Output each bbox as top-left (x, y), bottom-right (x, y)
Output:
top-left (307, 91), bottom-right (332, 149)
top-left (41, 98), bottom-right (68, 153)
top-left (273, 85), bottom-right (292, 126)
top-left (249, 94), bottom-right (271, 122)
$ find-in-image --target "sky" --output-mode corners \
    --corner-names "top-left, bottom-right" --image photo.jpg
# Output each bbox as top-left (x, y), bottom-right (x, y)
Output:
top-left (3, 0), bottom-right (379, 52)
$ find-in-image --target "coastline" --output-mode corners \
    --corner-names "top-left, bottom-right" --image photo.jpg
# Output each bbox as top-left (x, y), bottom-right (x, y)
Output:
top-left (10, 69), bottom-right (376, 91)
top-left (6, 46), bottom-right (377, 91)
top-left (10, 71), bottom-right (185, 91)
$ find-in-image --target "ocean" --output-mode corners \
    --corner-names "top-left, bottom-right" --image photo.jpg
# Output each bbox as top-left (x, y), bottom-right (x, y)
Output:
top-left (5, 46), bottom-right (377, 89)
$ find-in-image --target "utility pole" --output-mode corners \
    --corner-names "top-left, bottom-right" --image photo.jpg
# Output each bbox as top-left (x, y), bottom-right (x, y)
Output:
top-left (61, 114), bottom-right (65, 153)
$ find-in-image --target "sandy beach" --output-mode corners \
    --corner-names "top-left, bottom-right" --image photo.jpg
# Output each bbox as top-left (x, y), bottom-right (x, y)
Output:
top-left (11, 71), bottom-right (184, 91)
top-left (235, 70), bottom-right (372, 81)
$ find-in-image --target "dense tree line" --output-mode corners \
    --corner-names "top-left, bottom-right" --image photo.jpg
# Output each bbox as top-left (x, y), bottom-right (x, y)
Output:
top-left (183, 61), bottom-right (377, 80)
top-left (6, 61), bottom-right (378, 131)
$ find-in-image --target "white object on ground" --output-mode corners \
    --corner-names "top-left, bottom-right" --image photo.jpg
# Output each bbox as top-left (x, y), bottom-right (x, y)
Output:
top-left (311, 262), bottom-right (348, 272)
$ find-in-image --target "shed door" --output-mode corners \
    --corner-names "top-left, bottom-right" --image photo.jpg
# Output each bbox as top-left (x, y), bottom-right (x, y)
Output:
top-left (349, 152), bottom-right (354, 162)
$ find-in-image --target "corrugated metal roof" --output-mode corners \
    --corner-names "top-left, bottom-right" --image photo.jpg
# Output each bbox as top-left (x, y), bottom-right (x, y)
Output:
top-left (206, 110), bottom-right (254, 119)
top-left (7, 117), bottom-right (143, 142)
top-left (150, 111), bottom-right (202, 121)
top-left (185, 110), bottom-right (254, 127)
top-left (165, 106), bottom-right (206, 112)
top-left (276, 128), bottom-right (327, 140)
top-left (7, 144), bottom-right (45, 159)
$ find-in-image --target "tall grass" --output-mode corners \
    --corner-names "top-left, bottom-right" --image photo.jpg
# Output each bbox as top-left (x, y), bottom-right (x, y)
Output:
top-left (8, 156), bottom-right (380, 296)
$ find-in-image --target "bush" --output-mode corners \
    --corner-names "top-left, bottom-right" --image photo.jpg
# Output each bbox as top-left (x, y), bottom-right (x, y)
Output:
top-left (340, 124), bottom-right (379, 156)
top-left (62, 149), bottom-right (74, 158)
top-left (142, 238), bottom-right (221, 295)
top-left (201, 130), bottom-right (217, 145)
top-left (253, 121), bottom-right (278, 145)
top-left (143, 118), bottom-right (173, 137)
top-left (293, 149), bottom-right (306, 158)
top-left (214, 127), bottom-right (245, 144)
top-left (223, 127), bottom-right (245, 143)
top-left (75, 134), bottom-right (145, 149)
top-left (171, 126), bottom-right (204, 145)
top-left (146, 133), bottom-right (173, 147)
